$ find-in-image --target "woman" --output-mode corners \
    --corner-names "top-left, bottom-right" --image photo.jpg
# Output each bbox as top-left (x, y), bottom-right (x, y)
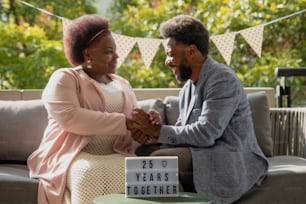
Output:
top-left (27, 14), bottom-right (155, 204)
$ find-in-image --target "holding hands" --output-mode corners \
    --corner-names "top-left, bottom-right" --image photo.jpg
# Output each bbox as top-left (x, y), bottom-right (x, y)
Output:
top-left (126, 109), bottom-right (161, 144)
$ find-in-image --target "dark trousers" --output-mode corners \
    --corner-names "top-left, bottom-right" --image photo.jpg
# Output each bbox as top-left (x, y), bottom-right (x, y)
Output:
top-left (135, 144), bottom-right (196, 192)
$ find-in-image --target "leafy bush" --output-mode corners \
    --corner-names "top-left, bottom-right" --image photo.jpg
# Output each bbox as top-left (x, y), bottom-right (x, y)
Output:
top-left (109, 0), bottom-right (305, 106)
top-left (0, 22), bottom-right (69, 88)
top-left (0, 0), bottom-right (305, 106)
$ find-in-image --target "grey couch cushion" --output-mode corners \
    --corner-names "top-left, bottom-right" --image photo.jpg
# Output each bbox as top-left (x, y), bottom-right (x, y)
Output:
top-left (137, 98), bottom-right (166, 124)
top-left (0, 164), bottom-right (38, 204)
top-left (236, 156), bottom-right (306, 203)
top-left (164, 96), bottom-right (180, 125)
top-left (0, 100), bottom-right (47, 162)
top-left (247, 92), bottom-right (273, 157)
top-left (164, 92), bottom-right (273, 157)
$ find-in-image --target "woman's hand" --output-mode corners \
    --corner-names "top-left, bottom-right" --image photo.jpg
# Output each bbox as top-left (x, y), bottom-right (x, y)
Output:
top-left (131, 128), bottom-right (149, 144)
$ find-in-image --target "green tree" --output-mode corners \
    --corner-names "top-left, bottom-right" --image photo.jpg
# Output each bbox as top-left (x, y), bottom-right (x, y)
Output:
top-left (0, 0), bottom-right (305, 106)
top-left (0, 21), bottom-right (68, 88)
top-left (1, 0), bottom-right (97, 39)
top-left (108, 0), bottom-right (305, 105)
top-left (0, 0), bottom-right (97, 89)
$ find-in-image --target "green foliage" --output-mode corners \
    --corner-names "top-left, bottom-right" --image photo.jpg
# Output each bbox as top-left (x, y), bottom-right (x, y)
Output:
top-left (0, 0), bottom-right (305, 106)
top-left (0, 0), bottom-right (98, 39)
top-left (0, 21), bottom-right (69, 88)
top-left (108, 0), bottom-right (305, 106)
top-left (0, 0), bottom-right (97, 89)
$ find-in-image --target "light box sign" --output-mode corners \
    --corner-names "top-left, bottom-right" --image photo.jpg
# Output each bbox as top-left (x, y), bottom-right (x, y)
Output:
top-left (125, 156), bottom-right (179, 198)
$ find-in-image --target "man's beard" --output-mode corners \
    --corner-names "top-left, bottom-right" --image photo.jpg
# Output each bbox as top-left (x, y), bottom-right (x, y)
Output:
top-left (176, 59), bottom-right (192, 84)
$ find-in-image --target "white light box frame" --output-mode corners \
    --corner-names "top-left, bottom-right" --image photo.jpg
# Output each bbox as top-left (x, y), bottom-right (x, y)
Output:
top-left (125, 156), bottom-right (179, 198)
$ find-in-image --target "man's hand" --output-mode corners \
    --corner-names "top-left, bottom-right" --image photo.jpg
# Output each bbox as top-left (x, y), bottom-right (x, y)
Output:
top-left (148, 109), bottom-right (162, 125)
top-left (132, 108), bottom-right (161, 139)
top-left (126, 117), bottom-right (159, 144)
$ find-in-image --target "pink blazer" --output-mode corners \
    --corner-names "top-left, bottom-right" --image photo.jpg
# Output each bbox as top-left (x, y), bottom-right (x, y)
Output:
top-left (27, 67), bottom-right (138, 204)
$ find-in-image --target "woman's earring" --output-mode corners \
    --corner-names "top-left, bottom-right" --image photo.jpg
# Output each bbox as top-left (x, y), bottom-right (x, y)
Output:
top-left (86, 59), bottom-right (92, 69)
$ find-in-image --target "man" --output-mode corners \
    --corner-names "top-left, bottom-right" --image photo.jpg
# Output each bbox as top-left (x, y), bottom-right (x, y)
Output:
top-left (128, 15), bottom-right (268, 204)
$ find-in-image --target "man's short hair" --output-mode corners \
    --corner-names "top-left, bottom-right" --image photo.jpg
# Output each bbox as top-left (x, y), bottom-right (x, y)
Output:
top-left (159, 15), bottom-right (209, 55)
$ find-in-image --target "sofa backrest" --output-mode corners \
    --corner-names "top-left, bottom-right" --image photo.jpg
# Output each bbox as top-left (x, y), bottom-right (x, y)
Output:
top-left (0, 87), bottom-right (276, 107)
top-left (0, 100), bottom-right (47, 163)
top-left (0, 90), bottom-right (273, 163)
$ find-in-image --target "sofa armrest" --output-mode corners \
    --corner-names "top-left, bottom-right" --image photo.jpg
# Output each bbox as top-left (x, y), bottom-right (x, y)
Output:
top-left (270, 107), bottom-right (306, 158)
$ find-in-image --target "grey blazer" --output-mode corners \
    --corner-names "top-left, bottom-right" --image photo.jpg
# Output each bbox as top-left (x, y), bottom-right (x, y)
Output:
top-left (159, 56), bottom-right (268, 203)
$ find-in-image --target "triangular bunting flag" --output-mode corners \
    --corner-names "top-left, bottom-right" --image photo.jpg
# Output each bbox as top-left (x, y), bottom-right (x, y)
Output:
top-left (62, 18), bottom-right (71, 35)
top-left (211, 32), bottom-right (236, 65)
top-left (240, 25), bottom-right (264, 57)
top-left (137, 37), bottom-right (163, 67)
top-left (161, 39), bottom-right (168, 52)
top-left (112, 33), bottom-right (137, 68)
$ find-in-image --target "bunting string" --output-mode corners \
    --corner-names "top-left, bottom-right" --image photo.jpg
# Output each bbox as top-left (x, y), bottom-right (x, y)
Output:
top-left (19, 0), bottom-right (65, 20)
top-left (261, 9), bottom-right (306, 27)
top-left (18, 0), bottom-right (305, 66)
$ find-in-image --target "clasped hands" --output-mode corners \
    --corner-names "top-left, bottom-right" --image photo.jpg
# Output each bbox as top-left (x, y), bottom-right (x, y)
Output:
top-left (126, 108), bottom-right (161, 145)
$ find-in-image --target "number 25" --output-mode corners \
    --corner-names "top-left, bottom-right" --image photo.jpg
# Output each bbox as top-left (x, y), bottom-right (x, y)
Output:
top-left (142, 160), bottom-right (153, 169)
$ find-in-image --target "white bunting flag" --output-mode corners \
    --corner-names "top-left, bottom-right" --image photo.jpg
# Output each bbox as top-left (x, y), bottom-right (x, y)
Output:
top-left (137, 38), bottom-right (163, 67)
top-left (210, 32), bottom-right (236, 65)
top-left (61, 18), bottom-right (71, 35)
top-left (240, 25), bottom-right (264, 57)
top-left (112, 33), bottom-right (137, 68)
top-left (19, 1), bottom-right (306, 68)
top-left (161, 39), bottom-right (168, 52)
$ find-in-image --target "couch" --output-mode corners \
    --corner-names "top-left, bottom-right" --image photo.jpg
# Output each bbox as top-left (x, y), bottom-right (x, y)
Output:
top-left (1, 88), bottom-right (306, 204)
